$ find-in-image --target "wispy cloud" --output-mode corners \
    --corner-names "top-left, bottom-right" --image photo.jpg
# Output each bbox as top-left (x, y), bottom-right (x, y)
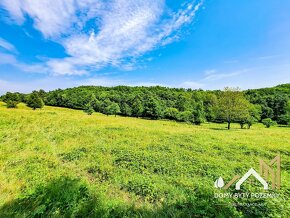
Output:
top-left (0, 0), bottom-right (203, 75)
top-left (204, 69), bottom-right (216, 76)
top-left (223, 59), bottom-right (239, 64)
top-left (0, 52), bottom-right (47, 73)
top-left (179, 81), bottom-right (204, 89)
top-left (256, 55), bottom-right (279, 60)
top-left (0, 37), bottom-right (17, 53)
top-left (203, 69), bottom-right (248, 81)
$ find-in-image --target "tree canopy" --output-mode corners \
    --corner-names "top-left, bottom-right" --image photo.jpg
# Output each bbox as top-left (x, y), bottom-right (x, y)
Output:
top-left (1, 83), bottom-right (289, 127)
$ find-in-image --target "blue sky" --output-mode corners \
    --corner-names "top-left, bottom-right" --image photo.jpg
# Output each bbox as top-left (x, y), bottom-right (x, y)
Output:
top-left (0, 0), bottom-right (290, 94)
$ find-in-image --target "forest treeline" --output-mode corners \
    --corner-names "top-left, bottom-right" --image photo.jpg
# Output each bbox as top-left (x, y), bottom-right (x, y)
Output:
top-left (1, 84), bottom-right (290, 128)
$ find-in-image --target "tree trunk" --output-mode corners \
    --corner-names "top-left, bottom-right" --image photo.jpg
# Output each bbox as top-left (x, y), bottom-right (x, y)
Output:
top-left (227, 120), bottom-right (231, 129)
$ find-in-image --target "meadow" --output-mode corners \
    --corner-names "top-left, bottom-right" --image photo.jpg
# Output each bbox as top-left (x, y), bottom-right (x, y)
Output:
top-left (0, 102), bottom-right (289, 217)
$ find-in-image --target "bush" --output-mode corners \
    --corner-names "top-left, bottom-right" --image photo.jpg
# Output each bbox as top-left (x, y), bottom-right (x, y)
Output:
top-left (2, 92), bottom-right (20, 103)
top-left (105, 102), bottom-right (121, 116)
top-left (164, 108), bottom-right (179, 120)
top-left (239, 116), bottom-right (256, 129)
top-left (177, 111), bottom-right (194, 123)
top-left (6, 100), bottom-right (18, 108)
top-left (278, 114), bottom-right (290, 126)
top-left (27, 92), bottom-right (44, 110)
top-left (262, 118), bottom-right (277, 128)
top-left (84, 103), bottom-right (94, 115)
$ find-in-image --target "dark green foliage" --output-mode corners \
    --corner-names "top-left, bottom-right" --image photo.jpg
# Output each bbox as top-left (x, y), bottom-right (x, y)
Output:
top-left (84, 103), bottom-right (94, 115)
top-left (193, 103), bottom-right (206, 125)
top-left (120, 102), bottom-right (132, 116)
top-left (245, 84), bottom-right (290, 122)
top-left (175, 94), bottom-right (192, 111)
top-left (177, 111), bottom-right (194, 123)
top-left (105, 102), bottom-right (121, 116)
top-left (164, 107), bottom-right (179, 120)
top-left (83, 94), bottom-right (96, 115)
top-left (203, 93), bottom-right (218, 121)
top-left (2, 92), bottom-right (20, 108)
top-left (2, 83), bottom-right (289, 125)
top-left (27, 91), bottom-right (44, 110)
top-left (6, 100), bottom-right (18, 108)
top-left (239, 104), bottom-right (261, 129)
top-left (278, 114), bottom-right (290, 125)
top-left (143, 95), bottom-right (163, 119)
top-left (131, 97), bottom-right (144, 117)
top-left (278, 101), bottom-right (290, 125)
top-left (262, 118), bottom-right (277, 128)
top-left (2, 92), bottom-right (20, 103)
top-left (37, 89), bottom-right (46, 100)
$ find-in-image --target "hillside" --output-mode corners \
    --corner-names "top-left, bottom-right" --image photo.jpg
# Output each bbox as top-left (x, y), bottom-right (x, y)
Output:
top-left (1, 83), bottom-right (290, 125)
top-left (0, 103), bottom-right (289, 217)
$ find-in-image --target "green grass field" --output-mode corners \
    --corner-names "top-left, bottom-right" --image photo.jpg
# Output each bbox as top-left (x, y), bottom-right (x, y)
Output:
top-left (0, 102), bottom-right (289, 217)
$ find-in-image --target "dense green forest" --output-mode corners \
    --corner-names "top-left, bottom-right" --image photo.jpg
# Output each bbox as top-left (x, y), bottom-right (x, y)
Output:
top-left (1, 83), bottom-right (290, 126)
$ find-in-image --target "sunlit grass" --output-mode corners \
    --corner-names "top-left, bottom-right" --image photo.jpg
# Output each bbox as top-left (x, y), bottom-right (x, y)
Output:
top-left (0, 102), bottom-right (289, 217)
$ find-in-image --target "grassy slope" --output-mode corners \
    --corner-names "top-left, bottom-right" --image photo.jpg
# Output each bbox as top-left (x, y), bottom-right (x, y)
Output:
top-left (0, 102), bottom-right (289, 217)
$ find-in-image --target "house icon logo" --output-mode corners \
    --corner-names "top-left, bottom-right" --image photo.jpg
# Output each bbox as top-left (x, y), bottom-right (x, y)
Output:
top-left (235, 168), bottom-right (268, 190)
top-left (214, 153), bottom-right (281, 190)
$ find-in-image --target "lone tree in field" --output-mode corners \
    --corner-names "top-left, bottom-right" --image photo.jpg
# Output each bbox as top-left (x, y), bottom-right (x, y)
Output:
top-left (217, 87), bottom-right (250, 129)
top-left (27, 91), bottom-right (44, 110)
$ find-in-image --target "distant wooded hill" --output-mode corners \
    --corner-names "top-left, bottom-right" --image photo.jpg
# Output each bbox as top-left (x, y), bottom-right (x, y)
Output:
top-left (1, 84), bottom-right (290, 125)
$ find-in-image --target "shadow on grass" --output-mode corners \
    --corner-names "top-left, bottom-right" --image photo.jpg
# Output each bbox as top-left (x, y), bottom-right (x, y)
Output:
top-left (0, 177), bottom-right (269, 218)
top-left (277, 125), bottom-right (290, 128)
top-left (209, 127), bottom-right (229, 131)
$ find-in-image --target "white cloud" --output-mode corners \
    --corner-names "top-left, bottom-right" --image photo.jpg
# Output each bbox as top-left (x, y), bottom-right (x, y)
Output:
top-left (203, 69), bottom-right (248, 81)
top-left (0, 77), bottom-right (76, 94)
top-left (204, 69), bottom-right (216, 76)
top-left (133, 82), bottom-right (167, 87)
top-left (0, 53), bottom-right (17, 64)
top-left (0, 52), bottom-right (47, 73)
top-left (76, 78), bottom-right (124, 87)
top-left (46, 59), bottom-right (88, 76)
top-left (0, 0), bottom-right (203, 75)
top-left (256, 55), bottom-right (279, 60)
top-left (0, 0), bottom-right (99, 38)
top-left (0, 38), bottom-right (17, 53)
top-left (179, 81), bottom-right (204, 89)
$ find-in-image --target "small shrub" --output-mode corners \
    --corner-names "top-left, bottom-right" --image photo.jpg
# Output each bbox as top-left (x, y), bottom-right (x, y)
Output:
top-left (6, 100), bottom-right (18, 108)
top-left (84, 103), bottom-right (94, 115)
top-left (239, 117), bottom-right (256, 129)
top-left (262, 118), bottom-right (276, 128)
